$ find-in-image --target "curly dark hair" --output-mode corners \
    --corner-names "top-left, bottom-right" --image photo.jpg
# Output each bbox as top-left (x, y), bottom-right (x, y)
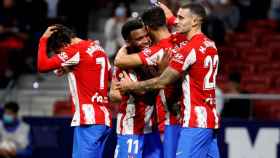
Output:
top-left (121, 18), bottom-right (145, 40)
top-left (47, 24), bottom-right (77, 53)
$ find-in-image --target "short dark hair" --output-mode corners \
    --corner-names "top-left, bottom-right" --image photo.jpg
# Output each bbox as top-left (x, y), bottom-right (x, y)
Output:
top-left (47, 24), bottom-right (76, 52)
top-left (141, 7), bottom-right (166, 29)
top-left (4, 101), bottom-right (19, 113)
top-left (181, 3), bottom-right (207, 23)
top-left (121, 19), bottom-right (145, 40)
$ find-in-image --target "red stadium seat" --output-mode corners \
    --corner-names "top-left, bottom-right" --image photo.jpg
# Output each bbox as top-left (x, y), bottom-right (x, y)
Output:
top-left (232, 41), bottom-right (253, 50)
top-left (226, 32), bottom-right (256, 44)
top-left (241, 48), bottom-right (271, 64)
top-left (53, 100), bottom-right (72, 117)
top-left (241, 75), bottom-right (271, 93)
top-left (246, 19), bottom-right (278, 32)
top-left (224, 63), bottom-right (254, 74)
top-left (254, 101), bottom-right (280, 120)
top-left (255, 62), bottom-right (280, 75)
top-left (261, 33), bottom-right (280, 46)
top-left (269, 47), bottom-right (280, 62)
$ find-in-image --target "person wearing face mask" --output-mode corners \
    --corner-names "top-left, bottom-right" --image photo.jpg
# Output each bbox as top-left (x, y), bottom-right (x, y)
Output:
top-left (0, 101), bottom-right (32, 158)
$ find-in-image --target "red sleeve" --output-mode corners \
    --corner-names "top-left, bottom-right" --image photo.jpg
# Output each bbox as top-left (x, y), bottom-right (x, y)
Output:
top-left (169, 53), bottom-right (184, 74)
top-left (167, 16), bottom-right (176, 28)
top-left (169, 47), bottom-right (196, 73)
top-left (137, 46), bottom-right (163, 66)
top-left (37, 38), bottom-right (62, 72)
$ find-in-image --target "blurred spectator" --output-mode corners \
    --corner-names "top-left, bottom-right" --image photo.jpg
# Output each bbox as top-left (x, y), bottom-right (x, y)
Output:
top-left (221, 72), bottom-right (251, 119)
top-left (0, 101), bottom-right (32, 158)
top-left (269, 0), bottom-right (280, 21)
top-left (250, 0), bottom-right (271, 19)
top-left (57, 0), bottom-right (91, 38)
top-left (0, 0), bottom-right (29, 40)
top-left (0, 0), bottom-right (32, 87)
top-left (104, 4), bottom-right (129, 61)
top-left (210, 0), bottom-right (240, 33)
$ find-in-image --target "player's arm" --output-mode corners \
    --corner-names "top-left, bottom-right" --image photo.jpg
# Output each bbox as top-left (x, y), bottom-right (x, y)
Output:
top-left (109, 79), bottom-right (122, 103)
top-left (114, 46), bottom-right (143, 68)
top-left (159, 2), bottom-right (176, 27)
top-left (37, 26), bottom-right (62, 72)
top-left (117, 66), bottom-right (180, 93)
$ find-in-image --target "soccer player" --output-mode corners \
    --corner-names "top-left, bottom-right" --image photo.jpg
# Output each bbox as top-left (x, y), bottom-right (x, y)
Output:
top-left (114, 7), bottom-right (187, 158)
top-left (37, 25), bottom-right (112, 158)
top-left (117, 3), bottom-right (220, 158)
top-left (110, 19), bottom-right (163, 158)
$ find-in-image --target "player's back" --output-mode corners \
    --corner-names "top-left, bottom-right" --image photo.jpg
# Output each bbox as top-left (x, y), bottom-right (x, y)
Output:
top-left (64, 40), bottom-right (111, 127)
top-left (186, 34), bottom-right (218, 107)
top-left (71, 40), bottom-right (110, 103)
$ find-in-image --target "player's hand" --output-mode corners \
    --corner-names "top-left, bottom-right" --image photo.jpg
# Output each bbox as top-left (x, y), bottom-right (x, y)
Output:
top-left (54, 66), bottom-right (71, 77)
top-left (42, 25), bottom-right (57, 38)
top-left (158, 2), bottom-right (174, 18)
top-left (157, 50), bottom-right (171, 73)
top-left (116, 71), bottom-right (135, 93)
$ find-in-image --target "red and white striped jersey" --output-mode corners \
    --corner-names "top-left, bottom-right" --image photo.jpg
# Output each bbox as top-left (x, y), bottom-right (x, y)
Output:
top-left (169, 33), bottom-right (220, 129)
top-left (137, 34), bottom-right (187, 129)
top-left (38, 38), bottom-right (112, 127)
top-left (113, 66), bottom-right (157, 135)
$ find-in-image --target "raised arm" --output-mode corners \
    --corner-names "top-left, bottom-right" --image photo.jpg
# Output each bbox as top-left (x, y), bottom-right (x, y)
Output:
top-left (37, 26), bottom-right (62, 72)
top-left (114, 46), bottom-right (143, 68)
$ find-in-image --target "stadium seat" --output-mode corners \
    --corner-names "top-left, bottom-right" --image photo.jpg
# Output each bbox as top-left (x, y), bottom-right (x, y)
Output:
top-left (226, 32), bottom-right (254, 42)
top-left (261, 33), bottom-right (280, 46)
top-left (53, 100), bottom-right (72, 117)
top-left (241, 48), bottom-right (271, 64)
top-left (241, 75), bottom-right (271, 93)
top-left (245, 19), bottom-right (278, 32)
top-left (269, 47), bottom-right (280, 62)
top-left (253, 101), bottom-right (280, 120)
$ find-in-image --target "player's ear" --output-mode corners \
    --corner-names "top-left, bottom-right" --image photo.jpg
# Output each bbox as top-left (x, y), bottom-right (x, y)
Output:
top-left (192, 15), bottom-right (201, 27)
top-left (125, 39), bottom-right (131, 46)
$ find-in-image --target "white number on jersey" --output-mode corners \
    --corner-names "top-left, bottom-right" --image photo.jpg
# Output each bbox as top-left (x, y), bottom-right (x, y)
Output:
top-left (127, 139), bottom-right (139, 154)
top-left (96, 57), bottom-right (105, 89)
top-left (203, 55), bottom-right (219, 90)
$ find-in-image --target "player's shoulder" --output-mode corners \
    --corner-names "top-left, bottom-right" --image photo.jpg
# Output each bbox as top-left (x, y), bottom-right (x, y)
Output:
top-left (180, 34), bottom-right (210, 52)
top-left (85, 40), bottom-right (108, 57)
top-left (141, 44), bottom-right (161, 56)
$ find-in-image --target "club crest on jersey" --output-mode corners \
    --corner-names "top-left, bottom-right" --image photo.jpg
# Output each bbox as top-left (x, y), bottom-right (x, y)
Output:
top-left (58, 52), bottom-right (69, 61)
top-left (143, 48), bottom-right (152, 56)
top-left (172, 53), bottom-right (184, 64)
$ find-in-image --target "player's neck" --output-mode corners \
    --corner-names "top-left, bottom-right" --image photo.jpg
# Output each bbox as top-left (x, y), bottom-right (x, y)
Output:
top-left (187, 27), bottom-right (202, 40)
top-left (151, 27), bottom-right (171, 43)
top-left (71, 37), bottom-right (83, 44)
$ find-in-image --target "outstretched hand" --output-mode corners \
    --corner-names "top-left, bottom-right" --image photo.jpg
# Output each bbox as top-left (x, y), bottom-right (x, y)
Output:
top-left (42, 25), bottom-right (58, 38)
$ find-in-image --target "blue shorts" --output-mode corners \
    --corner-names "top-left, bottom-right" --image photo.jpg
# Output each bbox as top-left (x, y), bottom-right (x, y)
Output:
top-left (115, 132), bottom-right (163, 158)
top-left (72, 125), bottom-right (111, 158)
top-left (176, 128), bottom-right (220, 158)
top-left (163, 125), bottom-right (180, 158)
